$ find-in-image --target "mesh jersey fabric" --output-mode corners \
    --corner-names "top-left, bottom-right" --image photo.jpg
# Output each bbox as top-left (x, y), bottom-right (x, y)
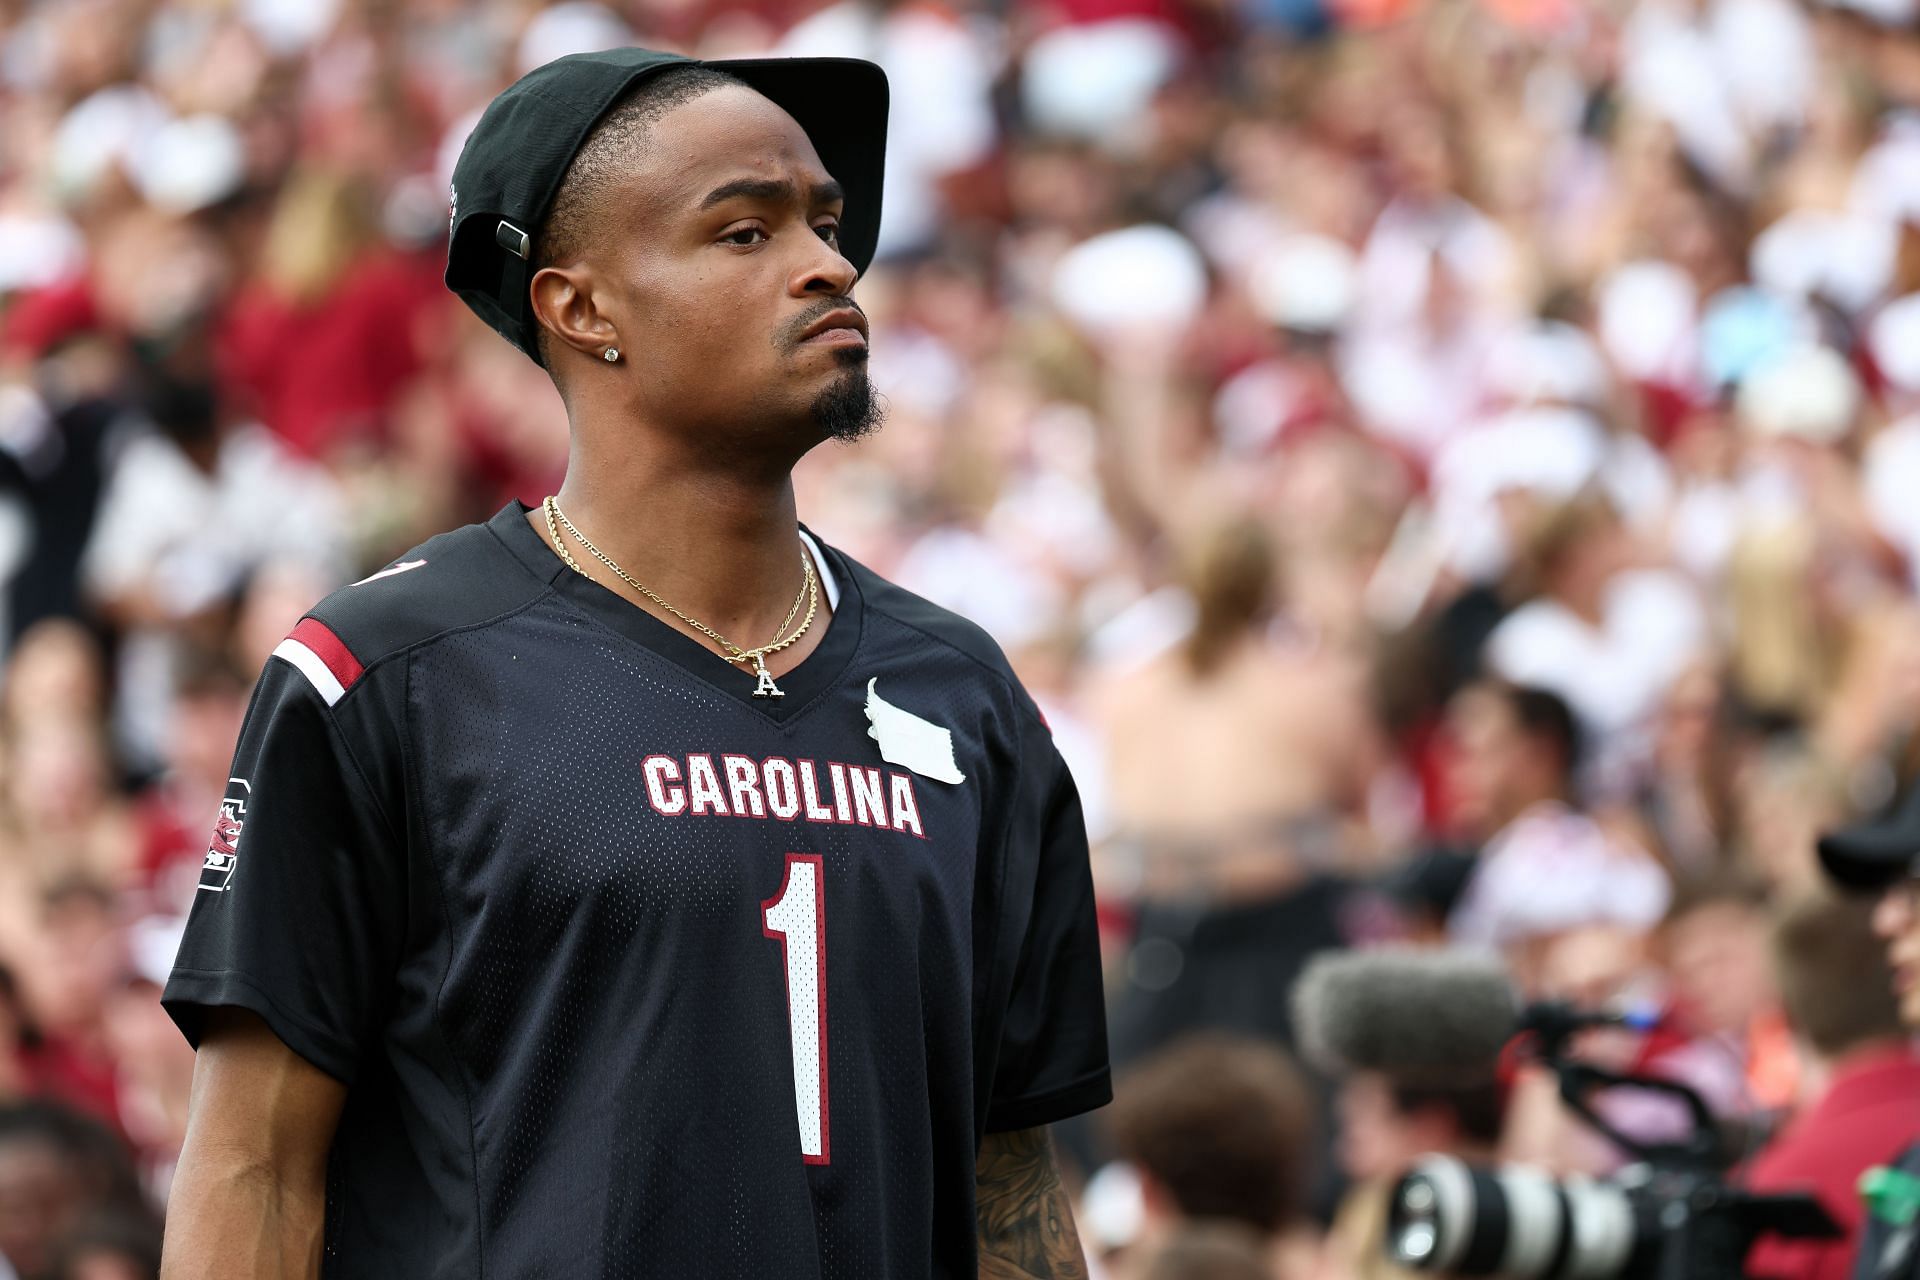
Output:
top-left (163, 501), bottom-right (1110, 1278)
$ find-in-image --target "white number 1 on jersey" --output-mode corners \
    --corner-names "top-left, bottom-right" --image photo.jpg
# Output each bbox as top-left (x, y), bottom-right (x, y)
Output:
top-left (761, 854), bottom-right (829, 1164)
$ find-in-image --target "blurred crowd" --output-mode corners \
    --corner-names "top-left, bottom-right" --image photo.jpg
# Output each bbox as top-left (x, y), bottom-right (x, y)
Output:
top-left (2, 0), bottom-right (1920, 1274)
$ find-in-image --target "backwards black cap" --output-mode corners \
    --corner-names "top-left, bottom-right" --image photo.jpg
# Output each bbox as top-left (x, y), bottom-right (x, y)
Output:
top-left (445, 48), bottom-right (888, 367)
top-left (1820, 778), bottom-right (1920, 893)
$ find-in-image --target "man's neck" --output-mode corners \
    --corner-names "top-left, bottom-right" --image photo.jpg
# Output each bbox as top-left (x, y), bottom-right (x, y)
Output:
top-left (540, 446), bottom-right (817, 656)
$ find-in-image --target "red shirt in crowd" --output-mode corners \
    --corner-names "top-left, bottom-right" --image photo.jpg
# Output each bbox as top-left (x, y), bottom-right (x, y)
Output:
top-left (216, 248), bottom-right (446, 460)
top-left (1745, 1042), bottom-right (1920, 1280)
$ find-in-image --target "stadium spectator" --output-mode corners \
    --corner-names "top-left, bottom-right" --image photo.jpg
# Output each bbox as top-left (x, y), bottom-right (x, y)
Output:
top-left (1101, 1033), bottom-right (1319, 1279)
top-left (1659, 870), bottom-right (1794, 1108)
top-left (1483, 493), bottom-right (1709, 791)
top-left (1746, 891), bottom-right (1920, 1280)
top-left (1095, 517), bottom-right (1376, 1067)
top-left (0, 1101), bottom-right (151, 1280)
top-left (1315, 1068), bottom-right (1505, 1280)
top-left (1502, 873), bottom-right (1788, 1176)
top-left (1442, 680), bottom-right (1671, 987)
top-left (77, 357), bottom-right (345, 774)
top-left (11, 884), bottom-right (124, 1126)
top-left (44, 1212), bottom-right (161, 1280)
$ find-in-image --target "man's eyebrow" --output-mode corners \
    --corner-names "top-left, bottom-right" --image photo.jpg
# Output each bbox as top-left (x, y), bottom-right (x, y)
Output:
top-left (697, 177), bottom-right (846, 212)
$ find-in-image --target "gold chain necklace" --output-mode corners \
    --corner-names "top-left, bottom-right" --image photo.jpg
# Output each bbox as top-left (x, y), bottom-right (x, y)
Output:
top-left (543, 495), bottom-right (817, 699)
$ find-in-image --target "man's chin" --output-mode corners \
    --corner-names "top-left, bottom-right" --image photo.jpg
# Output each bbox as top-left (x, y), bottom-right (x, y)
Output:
top-left (807, 365), bottom-right (885, 443)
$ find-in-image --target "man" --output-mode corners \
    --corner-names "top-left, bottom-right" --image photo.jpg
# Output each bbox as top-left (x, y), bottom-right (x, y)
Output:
top-left (1292, 991), bottom-right (1505, 1280)
top-left (1090, 517), bottom-right (1371, 1073)
top-left (0, 1101), bottom-right (152, 1280)
top-left (158, 49), bottom-right (1109, 1279)
top-left (1101, 1033), bottom-right (1317, 1278)
top-left (1815, 783), bottom-right (1920, 1280)
top-left (1746, 892), bottom-right (1920, 1280)
top-left (1441, 680), bottom-right (1669, 976)
top-left (79, 362), bottom-right (344, 774)
top-left (1482, 492), bottom-right (1708, 792)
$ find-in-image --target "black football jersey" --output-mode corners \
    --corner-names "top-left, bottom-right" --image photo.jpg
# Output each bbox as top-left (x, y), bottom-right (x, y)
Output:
top-left (163, 501), bottom-right (1110, 1279)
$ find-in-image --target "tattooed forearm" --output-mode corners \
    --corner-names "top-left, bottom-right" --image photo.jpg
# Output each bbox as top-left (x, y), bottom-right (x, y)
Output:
top-left (975, 1127), bottom-right (1089, 1280)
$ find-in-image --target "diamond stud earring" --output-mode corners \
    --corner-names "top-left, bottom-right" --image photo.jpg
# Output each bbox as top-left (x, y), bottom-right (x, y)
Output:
top-left (603, 347), bottom-right (620, 363)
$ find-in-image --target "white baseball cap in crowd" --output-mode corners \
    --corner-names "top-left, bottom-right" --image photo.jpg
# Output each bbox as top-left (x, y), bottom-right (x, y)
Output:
top-left (1736, 344), bottom-right (1861, 443)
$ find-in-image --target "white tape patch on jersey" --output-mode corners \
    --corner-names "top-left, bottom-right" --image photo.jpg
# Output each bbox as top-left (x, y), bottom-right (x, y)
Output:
top-left (863, 679), bottom-right (966, 785)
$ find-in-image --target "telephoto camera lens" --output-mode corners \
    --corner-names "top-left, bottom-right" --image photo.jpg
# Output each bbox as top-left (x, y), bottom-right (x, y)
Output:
top-left (1386, 1155), bottom-right (1657, 1279)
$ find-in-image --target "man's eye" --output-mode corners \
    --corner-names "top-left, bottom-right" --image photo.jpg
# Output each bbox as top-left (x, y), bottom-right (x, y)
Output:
top-left (815, 223), bottom-right (840, 244)
top-left (723, 227), bottom-right (768, 246)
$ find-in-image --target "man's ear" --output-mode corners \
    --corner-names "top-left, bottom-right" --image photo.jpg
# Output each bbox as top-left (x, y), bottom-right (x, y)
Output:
top-left (530, 263), bottom-right (618, 362)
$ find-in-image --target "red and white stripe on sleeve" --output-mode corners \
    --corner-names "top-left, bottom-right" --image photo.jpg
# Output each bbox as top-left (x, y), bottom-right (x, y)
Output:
top-left (271, 618), bottom-right (365, 707)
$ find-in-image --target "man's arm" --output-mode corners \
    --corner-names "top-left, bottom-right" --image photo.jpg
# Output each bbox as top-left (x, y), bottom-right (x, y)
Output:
top-left (161, 1007), bottom-right (347, 1280)
top-left (975, 1127), bottom-right (1090, 1280)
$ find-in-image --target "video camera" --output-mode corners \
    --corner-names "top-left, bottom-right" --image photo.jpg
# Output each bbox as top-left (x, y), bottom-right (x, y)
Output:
top-left (1383, 1000), bottom-right (1839, 1279)
top-left (1289, 950), bottom-right (1839, 1280)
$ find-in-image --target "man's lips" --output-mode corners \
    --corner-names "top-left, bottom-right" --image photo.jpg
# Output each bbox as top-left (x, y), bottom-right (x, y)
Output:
top-left (801, 328), bottom-right (868, 349)
top-left (798, 308), bottom-right (868, 347)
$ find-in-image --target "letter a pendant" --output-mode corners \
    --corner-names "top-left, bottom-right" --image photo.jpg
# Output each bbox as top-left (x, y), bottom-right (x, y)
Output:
top-left (752, 655), bottom-right (785, 699)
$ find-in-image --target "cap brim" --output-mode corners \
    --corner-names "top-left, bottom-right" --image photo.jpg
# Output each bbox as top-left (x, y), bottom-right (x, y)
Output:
top-left (1818, 781), bottom-right (1920, 891)
top-left (1819, 823), bottom-right (1916, 891)
top-left (706, 57), bottom-right (889, 279)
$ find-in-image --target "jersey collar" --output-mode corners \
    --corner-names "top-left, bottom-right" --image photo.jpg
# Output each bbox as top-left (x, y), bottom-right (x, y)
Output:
top-left (487, 500), bottom-right (863, 722)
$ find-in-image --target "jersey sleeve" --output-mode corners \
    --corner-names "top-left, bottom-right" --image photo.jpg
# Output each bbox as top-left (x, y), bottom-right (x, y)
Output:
top-left (983, 719), bottom-right (1112, 1132)
top-left (162, 650), bottom-right (408, 1085)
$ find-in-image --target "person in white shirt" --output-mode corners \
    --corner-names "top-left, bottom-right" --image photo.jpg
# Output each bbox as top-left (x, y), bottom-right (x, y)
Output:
top-left (1443, 679), bottom-right (1672, 975)
top-left (1485, 492), bottom-right (1708, 798)
top-left (80, 369), bottom-right (344, 772)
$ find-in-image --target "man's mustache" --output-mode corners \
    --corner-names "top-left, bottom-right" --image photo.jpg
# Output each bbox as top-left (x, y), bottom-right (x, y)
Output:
top-left (781, 298), bottom-right (868, 350)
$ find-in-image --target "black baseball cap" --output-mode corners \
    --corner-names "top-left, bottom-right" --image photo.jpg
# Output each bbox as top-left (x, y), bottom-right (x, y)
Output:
top-left (445, 48), bottom-right (888, 367)
top-left (1819, 780), bottom-right (1920, 892)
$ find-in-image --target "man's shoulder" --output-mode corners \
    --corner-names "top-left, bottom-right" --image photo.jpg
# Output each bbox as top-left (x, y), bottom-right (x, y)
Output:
top-left (837, 551), bottom-right (1023, 691)
top-left (293, 516), bottom-right (549, 691)
top-left (1750, 1067), bottom-right (1920, 1194)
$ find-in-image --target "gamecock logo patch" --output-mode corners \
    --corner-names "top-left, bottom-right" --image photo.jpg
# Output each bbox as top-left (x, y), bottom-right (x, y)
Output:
top-left (199, 777), bottom-right (250, 893)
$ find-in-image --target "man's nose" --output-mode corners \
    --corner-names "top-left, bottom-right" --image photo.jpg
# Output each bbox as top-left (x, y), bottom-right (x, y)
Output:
top-left (792, 234), bottom-right (859, 298)
top-left (1873, 884), bottom-right (1912, 939)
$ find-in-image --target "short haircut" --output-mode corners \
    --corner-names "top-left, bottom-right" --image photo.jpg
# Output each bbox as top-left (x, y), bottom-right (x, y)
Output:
top-left (1477, 680), bottom-right (1582, 781)
top-left (0, 1100), bottom-right (149, 1221)
top-left (1771, 890), bottom-right (1904, 1059)
top-left (1663, 865), bottom-right (1770, 929)
top-left (48, 1210), bottom-right (163, 1280)
top-left (1105, 1033), bottom-right (1314, 1234)
top-left (531, 64), bottom-right (750, 365)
